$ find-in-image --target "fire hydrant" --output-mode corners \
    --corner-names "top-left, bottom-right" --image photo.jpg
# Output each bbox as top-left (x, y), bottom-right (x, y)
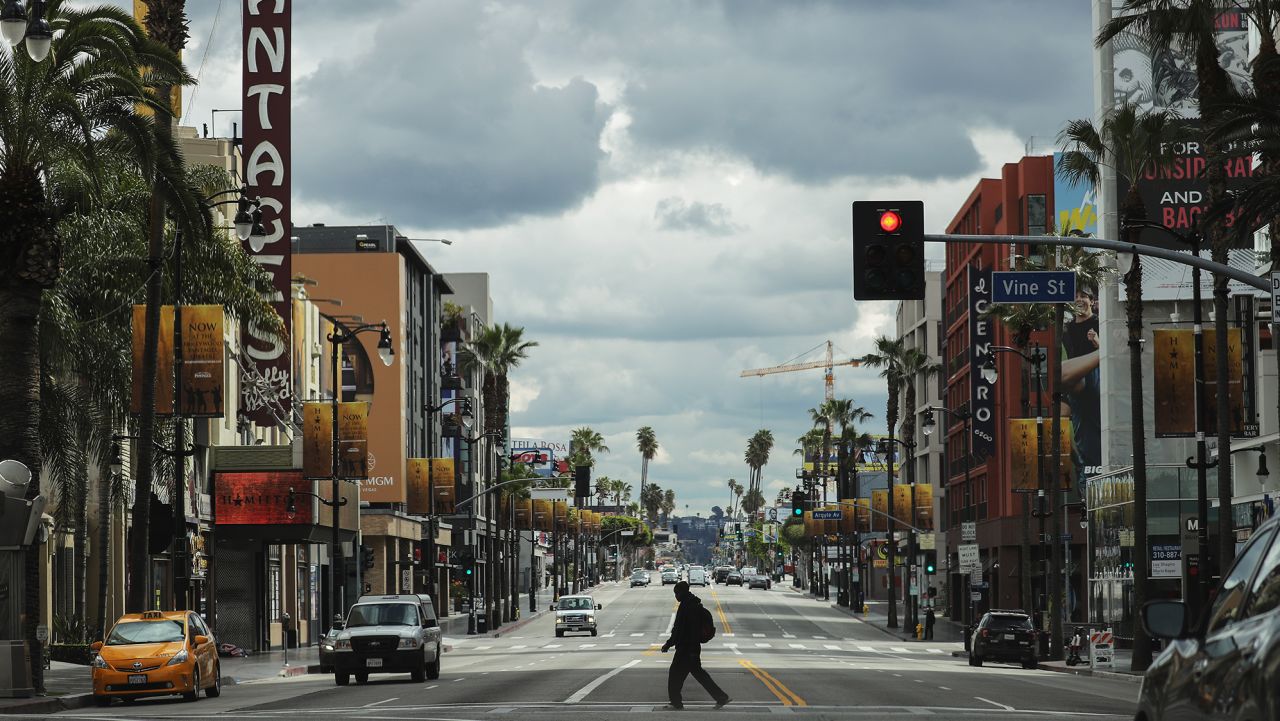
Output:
top-left (862, 603), bottom-right (869, 614)
top-left (915, 623), bottom-right (923, 639)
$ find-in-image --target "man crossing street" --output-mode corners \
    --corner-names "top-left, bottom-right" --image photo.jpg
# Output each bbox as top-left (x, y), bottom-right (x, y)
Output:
top-left (661, 581), bottom-right (730, 710)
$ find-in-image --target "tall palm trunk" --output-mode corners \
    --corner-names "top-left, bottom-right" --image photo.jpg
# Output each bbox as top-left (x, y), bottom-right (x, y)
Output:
top-left (96, 448), bottom-right (113, 638)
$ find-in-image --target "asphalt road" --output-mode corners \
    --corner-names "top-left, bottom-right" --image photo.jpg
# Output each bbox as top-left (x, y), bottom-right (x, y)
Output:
top-left (45, 574), bottom-right (1139, 720)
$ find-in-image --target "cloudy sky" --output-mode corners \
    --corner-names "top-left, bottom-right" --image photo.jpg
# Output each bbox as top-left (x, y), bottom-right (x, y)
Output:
top-left (120, 1), bottom-right (1094, 516)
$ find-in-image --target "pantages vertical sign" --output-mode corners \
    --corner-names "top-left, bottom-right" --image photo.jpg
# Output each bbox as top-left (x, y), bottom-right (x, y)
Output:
top-left (968, 265), bottom-right (996, 461)
top-left (241, 0), bottom-right (292, 425)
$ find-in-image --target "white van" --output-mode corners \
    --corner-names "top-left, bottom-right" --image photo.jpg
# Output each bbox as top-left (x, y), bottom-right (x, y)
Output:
top-left (687, 568), bottom-right (708, 587)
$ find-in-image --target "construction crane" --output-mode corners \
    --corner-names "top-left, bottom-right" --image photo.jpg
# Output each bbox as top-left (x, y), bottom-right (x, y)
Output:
top-left (740, 341), bottom-right (862, 401)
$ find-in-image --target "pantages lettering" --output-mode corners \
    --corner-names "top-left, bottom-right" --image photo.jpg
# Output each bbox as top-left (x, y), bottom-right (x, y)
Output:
top-left (241, 0), bottom-right (292, 425)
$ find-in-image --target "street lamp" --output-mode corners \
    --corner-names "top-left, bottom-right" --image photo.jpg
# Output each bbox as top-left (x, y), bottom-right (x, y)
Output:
top-left (927, 405), bottom-right (975, 632)
top-left (0, 0), bottom-right (28, 47)
top-left (325, 318), bottom-right (395, 628)
top-left (875, 435), bottom-right (918, 628)
top-left (2, 0), bottom-right (49, 62)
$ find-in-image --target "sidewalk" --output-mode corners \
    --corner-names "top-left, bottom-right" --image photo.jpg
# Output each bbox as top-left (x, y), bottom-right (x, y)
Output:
top-left (1037, 649), bottom-right (1143, 683)
top-left (0, 660), bottom-right (95, 715)
top-left (786, 583), bottom-right (966, 644)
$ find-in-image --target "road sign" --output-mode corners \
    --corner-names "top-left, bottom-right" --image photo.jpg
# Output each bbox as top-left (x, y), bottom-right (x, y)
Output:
top-left (958, 543), bottom-right (979, 571)
top-left (812, 510), bottom-right (843, 520)
top-left (991, 270), bottom-right (1076, 303)
top-left (970, 591), bottom-right (982, 601)
top-left (1271, 271), bottom-right (1280, 314)
top-left (961, 521), bottom-right (976, 542)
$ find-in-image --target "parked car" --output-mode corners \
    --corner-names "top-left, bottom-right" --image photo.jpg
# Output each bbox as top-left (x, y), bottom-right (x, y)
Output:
top-left (630, 571), bottom-right (651, 587)
top-left (713, 566), bottom-right (732, 584)
top-left (91, 610), bottom-right (221, 705)
top-left (725, 570), bottom-right (744, 586)
top-left (661, 570), bottom-right (679, 585)
top-left (688, 568), bottom-right (708, 586)
top-left (1138, 513), bottom-right (1280, 721)
top-left (331, 594), bottom-right (442, 685)
top-left (554, 595), bottom-right (601, 637)
top-left (968, 610), bottom-right (1038, 669)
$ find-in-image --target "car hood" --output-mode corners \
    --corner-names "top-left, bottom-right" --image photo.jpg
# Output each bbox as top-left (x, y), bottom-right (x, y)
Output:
top-left (99, 641), bottom-right (184, 662)
top-left (556, 609), bottom-right (592, 617)
top-left (339, 625), bottom-right (418, 638)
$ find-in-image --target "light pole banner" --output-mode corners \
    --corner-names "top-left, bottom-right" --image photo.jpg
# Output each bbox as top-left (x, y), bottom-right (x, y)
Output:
top-left (1008, 418), bottom-right (1041, 492)
top-left (430, 458), bottom-right (455, 514)
top-left (337, 401), bottom-right (369, 480)
top-left (871, 490), bottom-right (889, 532)
top-left (554, 501), bottom-right (568, 531)
top-left (533, 499), bottom-right (552, 531)
top-left (131, 305), bottom-right (174, 415)
top-left (406, 458), bottom-right (431, 515)
top-left (839, 499), bottom-right (857, 533)
top-left (515, 499), bottom-right (532, 530)
top-left (1203, 327), bottom-right (1247, 437)
top-left (180, 305), bottom-right (226, 417)
top-left (302, 402), bottom-right (332, 479)
top-left (968, 265), bottom-right (996, 461)
top-left (914, 484), bottom-right (933, 530)
top-left (241, 0), bottom-right (292, 426)
top-left (854, 497), bottom-right (871, 532)
top-left (892, 485), bottom-right (913, 525)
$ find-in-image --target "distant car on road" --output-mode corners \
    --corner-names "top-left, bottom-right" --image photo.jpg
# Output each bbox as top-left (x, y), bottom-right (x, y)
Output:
top-left (713, 566), bottom-right (732, 584)
top-left (661, 570), bottom-right (679, 585)
top-left (725, 570), bottom-right (743, 586)
top-left (687, 568), bottom-right (708, 586)
top-left (747, 573), bottom-right (770, 590)
top-left (968, 610), bottom-right (1038, 669)
top-left (630, 571), bottom-right (650, 587)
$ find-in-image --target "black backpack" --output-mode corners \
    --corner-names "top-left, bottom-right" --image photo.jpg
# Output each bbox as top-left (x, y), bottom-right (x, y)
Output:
top-left (698, 605), bottom-right (716, 643)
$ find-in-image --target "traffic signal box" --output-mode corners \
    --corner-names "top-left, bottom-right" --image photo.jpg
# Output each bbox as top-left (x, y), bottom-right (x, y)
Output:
top-left (791, 490), bottom-right (807, 517)
top-left (852, 200), bottom-right (925, 301)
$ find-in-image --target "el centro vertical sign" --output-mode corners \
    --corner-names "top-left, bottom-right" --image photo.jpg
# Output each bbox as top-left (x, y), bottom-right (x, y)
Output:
top-left (968, 266), bottom-right (995, 461)
top-left (242, 0), bottom-right (292, 426)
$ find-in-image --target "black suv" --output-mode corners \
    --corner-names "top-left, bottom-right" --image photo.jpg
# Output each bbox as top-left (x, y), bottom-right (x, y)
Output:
top-left (713, 566), bottom-right (731, 584)
top-left (1139, 513), bottom-right (1280, 721)
top-left (969, 610), bottom-right (1038, 669)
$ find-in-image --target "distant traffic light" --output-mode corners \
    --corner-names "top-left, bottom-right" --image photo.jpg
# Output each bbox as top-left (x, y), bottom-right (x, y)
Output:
top-left (574, 465), bottom-right (591, 499)
top-left (923, 549), bottom-right (937, 575)
top-left (791, 490), bottom-right (806, 516)
top-left (852, 200), bottom-right (924, 301)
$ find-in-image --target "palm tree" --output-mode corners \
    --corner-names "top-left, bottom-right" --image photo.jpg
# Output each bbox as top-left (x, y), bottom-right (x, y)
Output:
top-left (741, 488), bottom-right (766, 516)
top-left (636, 426), bottom-right (658, 500)
top-left (570, 426), bottom-right (610, 465)
top-left (725, 478), bottom-right (740, 518)
top-left (743, 429), bottom-right (774, 504)
top-left (861, 336), bottom-right (906, 628)
top-left (642, 483), bottom-right (663, 526)
top-left (1099, 0), bottom-right (1241, 591)
top-left (462, 323), bottom-right (538, 438)
top-left (661, 489), bottom-right (676, 528)
top-left (0, 0), bottom-right (190, 685)
top-left (1059, 103), bottom-right (1177, 670)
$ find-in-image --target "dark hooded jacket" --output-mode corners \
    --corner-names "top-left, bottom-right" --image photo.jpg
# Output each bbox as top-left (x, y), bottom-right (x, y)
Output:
top-left (667, 592), bottom-right (706, 652)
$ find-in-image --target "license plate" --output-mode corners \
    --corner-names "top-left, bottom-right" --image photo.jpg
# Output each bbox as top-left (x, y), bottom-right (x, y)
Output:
top-left (1003, 634), bottom-right (1015, 641)
top-left (366, 658), bottom-right (383, 668)
top-left (128, 674), bottom-right (147, 685)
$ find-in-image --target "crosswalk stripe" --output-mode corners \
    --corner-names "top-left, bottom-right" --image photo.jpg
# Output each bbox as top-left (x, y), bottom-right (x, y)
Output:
top-left (630, 633), bottom-right (645, 637)
top-left (615, 643), bottom-right (632, 647)
top-left (824, 644), bottom-right (841, 650)
top-left (474, 646), bottom-right (492, 651)
top-left (512, 645), bottom-right (528, 649)
top-left (891, 646), bottom-right (909, 653)
top-left (752, 633), bottom-right (765, 638)
top-left (857, 645), bottom-right (875, 652)
top-left (545, 644), bottom-right (563, 649)
top-left (788, 644), bottom-right (806, 649)
top-left (581, 644), bottom-right (597, 648)
top-left (755, 642), bottom-right (772, 648)
top-left (813, 635), bottom-right (828, 640)
top-left (927, 648), bottom-right (944, 654)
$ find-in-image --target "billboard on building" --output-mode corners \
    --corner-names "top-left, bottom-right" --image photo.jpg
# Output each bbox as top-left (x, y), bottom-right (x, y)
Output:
top-left (509, 438), bottom-right (572, 477)
top-left (1052, 152), bottom-right (1099, 237)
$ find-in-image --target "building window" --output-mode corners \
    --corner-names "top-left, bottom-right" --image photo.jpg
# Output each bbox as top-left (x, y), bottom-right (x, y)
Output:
top-left (268, 561), bottom-right (282, 622)
top-left (1027, 194), bottom-right (1047, 236)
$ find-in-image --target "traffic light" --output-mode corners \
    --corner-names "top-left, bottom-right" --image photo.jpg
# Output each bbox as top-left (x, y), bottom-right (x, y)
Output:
top-left (791, 490), bottom-right (806, 516)
top-left (459, 549), bottom-right (475, 576)
top-left (852, 200), bottom-right (924, 301)
top-left (412, 546), bottom-right (423, 568)
top-left (361, 544), bottom-right (375, 570)
top-left (923, 549), bottom-right (937, 575)
top-left (574, 465), bottom-right (591, 499)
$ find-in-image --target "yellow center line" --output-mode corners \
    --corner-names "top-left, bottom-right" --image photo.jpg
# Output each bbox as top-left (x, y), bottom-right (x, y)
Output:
top-left (709, 588), bottom-right (732, 635)
top-left (740, 659), bottom-right (806, 707)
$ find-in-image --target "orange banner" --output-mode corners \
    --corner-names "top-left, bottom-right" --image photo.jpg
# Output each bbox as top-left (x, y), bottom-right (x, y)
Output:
top-left (854, 497), bottom-right (871, 533)
top-left (554, 501), bottom-right (568, 530)
top-left (892, 485), bottom-right (913, 525)
top-left (839, 498), bottom-right (857, 533)
top-left (1008, 418), bottom-right (1041, 492)
top-left (407, 458), bottom-right (431, 515)
top-left (515, 498), bottom-right (533, 530)
top-left (534, 499), bottom-right (552, 531)
top-left (914, 484), bottom-right (933, 531)
top-left (871, 490), bottom-right (888, 532)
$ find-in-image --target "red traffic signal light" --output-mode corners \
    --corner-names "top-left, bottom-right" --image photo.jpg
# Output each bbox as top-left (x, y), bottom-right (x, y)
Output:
top-left (879, 210), bottom-right (902, 233)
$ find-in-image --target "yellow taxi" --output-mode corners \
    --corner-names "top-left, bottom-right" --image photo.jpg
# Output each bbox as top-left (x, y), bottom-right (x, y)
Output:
top-left (90, 610), bottom-right (221, 705)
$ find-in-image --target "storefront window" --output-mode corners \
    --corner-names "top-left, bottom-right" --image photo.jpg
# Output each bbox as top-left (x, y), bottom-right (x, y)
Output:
top-left (269, 562), bottom-right (282, 621)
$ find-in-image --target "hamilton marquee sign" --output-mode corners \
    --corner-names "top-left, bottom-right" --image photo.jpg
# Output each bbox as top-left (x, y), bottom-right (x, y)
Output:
top-left (241, 0), bottom-right (292, 426)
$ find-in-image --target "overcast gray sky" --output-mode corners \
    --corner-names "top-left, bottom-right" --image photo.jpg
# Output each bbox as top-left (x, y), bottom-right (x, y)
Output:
top-left (127, 0), bottom-right (1094, 516)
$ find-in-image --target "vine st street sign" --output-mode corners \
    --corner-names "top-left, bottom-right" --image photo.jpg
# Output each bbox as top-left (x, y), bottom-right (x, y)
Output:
top-left (991, 271), bottom-right (1076, 303)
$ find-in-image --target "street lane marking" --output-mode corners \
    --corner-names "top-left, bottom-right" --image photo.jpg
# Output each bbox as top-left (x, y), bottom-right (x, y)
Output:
top-left (939, 686), bottom-right (951, 691)
top-left (891, 646), bottom-right (910, 653)
top-left (782, 634), bottom-right (796, 639)
top-left (490, 708), bottom-right (516, 714)
top-left (581, 643), bottom-right (597, 648)
top-left (753, 633), bottom-right (766, 638)
top-left (710, 588), bottom-right (732, 635)
top-left (565, 658), bottom-right (642, 704)
top-left (788, 644), bottom-right (806, 649)
top-left (740, 659), bottom-right (806, 707)
top-left (662, 611), bottom-right (676, 636)
top-left (545, 644), bottom-right (563, 648)
top-left (630, 632), bottom-right (645, 637)
top-left (858, 645), bottom-right (875, 652)
top-left (927, 648), bottom-right (943, 654)
top-left (755, 643), bottom-right (772, 648)
top-left (976, 696), bottom-right (1015, 711)
top-left (812, 635), bottom-right (827, 640)
top-left (823, 645), bottom-right (840, 650)
top-left (615, 643), bottom-right (633, 647)
top-left (362, 698), bottom-right (398, 707)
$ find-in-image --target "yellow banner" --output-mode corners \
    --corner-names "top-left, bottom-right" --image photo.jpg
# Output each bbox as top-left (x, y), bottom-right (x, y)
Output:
top-left (1153, 330), bottom-right (1197, 437)
top-left (871, 490), bottom-right (888, 532)
top-left (431, 458), bottom-right (455, 513)
top-left (854, 497), bottom-right (871, 532)
top-left (515, 498), bottom-right (532, 530)
top-left (337, 402), bottom-right (370, 480)
top-left (914, 484), bottom-right (933, 531)
top-left (803, 511), bottom-right (816, 537)
top-left (1008, 418), bottom-right (1041, 492)
top-left (1204, 328), bottom-right (1246, 436)
top-left (407, 458), bottom-right (431, 515)
top-left (302, 402), bottom-right (332, 479)
top-left (131, 305), bottom-right (174, 415)
top-left (179, 305), bottom-right (225, 417)
top-left (839, 498), bottom-right (857, 534)
top-left (892, 485), bottom-right (913, 525)
top-left (554, 501), bottom-right (568, 530)
top-left (533, 499), bottom-right (552, 531)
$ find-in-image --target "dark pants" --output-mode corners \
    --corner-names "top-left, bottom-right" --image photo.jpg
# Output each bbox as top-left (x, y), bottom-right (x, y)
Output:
top-left (668, 649), bottom-right (727, 707)
top-left (924, 622), bottom-right (934, 640)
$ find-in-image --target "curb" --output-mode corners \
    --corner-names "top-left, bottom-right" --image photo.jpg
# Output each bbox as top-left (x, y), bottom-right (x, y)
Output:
top-left (0, 692), bottom-right (95, 715)
top-left (1036, 662), bottom-right (1143, 684)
